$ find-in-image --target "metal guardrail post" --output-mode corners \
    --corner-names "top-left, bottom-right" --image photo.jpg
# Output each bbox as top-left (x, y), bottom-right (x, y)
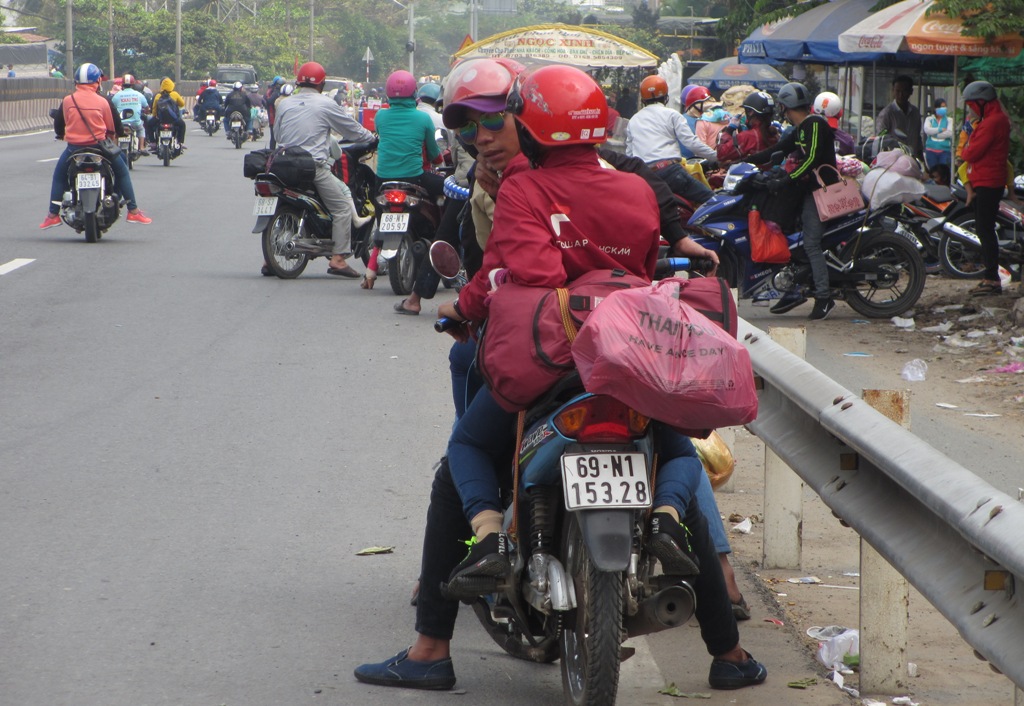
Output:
top-left (761, 326), bottom-right (805, 569)
top-left (860, 389), bottom-right (910, 695)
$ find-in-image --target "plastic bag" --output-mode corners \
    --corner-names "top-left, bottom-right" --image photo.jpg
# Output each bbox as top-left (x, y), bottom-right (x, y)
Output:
top-left (749, 209), bottom-right (790, 264)
top-left (571, 279), bottom-right (758, 433)
top-left (692, 430), bottom-right (736, 489)
top-left (900, 359), bottom-right (928, 381)
top-left (861, 169), bottom-right (925, 210)
top-left (814, 627), bottom-right (859, 671)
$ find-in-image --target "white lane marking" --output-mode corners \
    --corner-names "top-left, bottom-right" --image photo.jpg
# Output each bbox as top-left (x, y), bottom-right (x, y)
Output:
top-left (0, 259), bottom-right (35, 275)
top-left (618, 637), bottom-right (667, 705)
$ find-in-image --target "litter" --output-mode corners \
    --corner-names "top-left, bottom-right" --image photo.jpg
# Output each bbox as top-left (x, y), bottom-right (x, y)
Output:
top-left (936, 402), bottom-right (959, 409)
top-left (807, 625), bottom-right (848, 639)
top-left (787, 677), bottom-right (817, 689)
top-left (921, 321), bottom-right (953, 333)
top-left (764, 618), bottom-right (784, 626)
top-left (891, 316), bottom-right (915, 329)
top-left (965, 413), bottom-right (1001, 418)
top-left (907, 662), bottom-right (919, 677)
top-left (956, 376), bottom-right (987, 383)
top-left (843, 352), bottom-right (874, 357)
top-left (356, 545), bottom-right (396, 556)
top-left (830, 669), bottom-right (859, 697)
top-left (788, 576), bottom-right (822, 584)
top-left (731, 517), bottom-right (753, 534)
top-left (658, 683), bottom-right (711, 699)
top-left (842, 571), bottom-right (860, 577)
top-left (900, 359), bottom-right (928, 381)
top-left (892, 698), bottom-right (920, 706)
top-left (1011, 336), bottom-right (1024, 347)
top-left (958, 313), bottom-right (985, 322)
top-left (815, 627), bottom-right (859, 671)
top-left (989, 361), bottom-right (1024, 373)
top-left (941, 334), bottom-right (980, 348)
top-left (851, 319), bottom-right (870, 324)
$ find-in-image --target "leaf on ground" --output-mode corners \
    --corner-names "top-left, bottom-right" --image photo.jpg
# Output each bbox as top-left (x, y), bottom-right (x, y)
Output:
top-left (788, 677), bottom-right (818, 688)
top-left (658, 683), bottom-right (712, 698)
top-left (356, 546), bottom-right (395, 556)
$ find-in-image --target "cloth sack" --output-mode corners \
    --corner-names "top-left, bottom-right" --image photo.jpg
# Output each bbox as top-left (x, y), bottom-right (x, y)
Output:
top-left (811, 165), bottom-right (865, 221)
top-left (571, 278), bottom-right (757, 436)
top-left (861, 169), bottom-right (925, 210)
top-left (749, 209), bottom-right (790, 264)
top-left (872, 148), bottom-right (922, 178)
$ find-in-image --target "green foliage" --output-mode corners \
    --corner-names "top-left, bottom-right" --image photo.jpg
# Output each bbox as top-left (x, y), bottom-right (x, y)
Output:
top-left (930, 0), bottom-right (1024, 39)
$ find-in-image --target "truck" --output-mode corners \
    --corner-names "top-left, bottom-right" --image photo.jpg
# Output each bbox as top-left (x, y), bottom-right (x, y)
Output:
top-left (214, 63), bottom-right (259, 98)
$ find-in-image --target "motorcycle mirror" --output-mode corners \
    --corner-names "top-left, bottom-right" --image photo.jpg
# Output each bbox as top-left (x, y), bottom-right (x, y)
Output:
top-left (429, 241), bottom-right (462, 279)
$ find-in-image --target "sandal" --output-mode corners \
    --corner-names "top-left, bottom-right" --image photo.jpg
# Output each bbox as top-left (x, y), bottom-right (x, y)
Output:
top-left (969, 280), bottom-right (1002, 296)
top-left (360, 273), bottom-right (376, 290)
top-left (732, 595), bottom-right (751, 621)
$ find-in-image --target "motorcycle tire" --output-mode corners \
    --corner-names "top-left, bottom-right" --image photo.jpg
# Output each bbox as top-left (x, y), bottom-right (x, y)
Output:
top-left (560, 514), bottom-right (623, 706)
top-left (470, 601), bottom-right (559, 664)
top-left (84, 211), bottom-right (100, 243)
top-left (127, 149), bottom-right (134, 171)
top-left (261, 210), bottom-right (309, 279)
top-left (841, 229), bottom-right (926, 319)
top-left (938, 214), bottom-right (986, 279)
top-left (234, 131), bottom-right (244, 150)
top-left (353, 220), bottom-right (377, 267)
top-left (388, 233), bottom-right (416, 295)
top-left (162, 149), bottom-right (170, 167)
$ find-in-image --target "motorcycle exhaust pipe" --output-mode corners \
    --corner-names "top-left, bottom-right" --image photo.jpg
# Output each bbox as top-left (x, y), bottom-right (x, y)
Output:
top-left (943, 221), bottom-right (982, 249)
top-left (624, 582), bottom-right (696, 638)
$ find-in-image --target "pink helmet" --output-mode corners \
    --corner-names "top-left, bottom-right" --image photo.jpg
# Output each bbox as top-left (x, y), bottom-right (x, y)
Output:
top-left (385, 70), bottom-right (417, 99)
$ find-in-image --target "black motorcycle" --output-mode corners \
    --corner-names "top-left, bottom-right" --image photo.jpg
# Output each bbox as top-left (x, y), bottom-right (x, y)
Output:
top-left (117, 109), bottom-right (143, 171)
top-left (200, 107), bottom-right (221, 136)
top-left (61, 148), bottom-right (121, 243)
top-left (373, 180), bottom-right (443, 295)
top-left (155, 119), bottom-right (183, 167)
top-left (227, 110), bottom-right (248, 150)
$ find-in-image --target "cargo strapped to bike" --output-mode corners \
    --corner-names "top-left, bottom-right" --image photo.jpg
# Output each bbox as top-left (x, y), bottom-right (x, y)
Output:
top-left (242, 146), bottom-right (317, 189)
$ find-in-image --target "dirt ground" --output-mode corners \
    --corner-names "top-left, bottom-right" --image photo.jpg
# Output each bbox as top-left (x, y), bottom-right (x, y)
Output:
top-left (710, 274), bottom-right (1024, 705)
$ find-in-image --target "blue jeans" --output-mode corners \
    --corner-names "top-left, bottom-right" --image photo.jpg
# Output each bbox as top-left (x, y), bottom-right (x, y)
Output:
top-left (224, 111), bottom-right (253, 133)
top-left (48, 144), bottom-right (138, 216)
top-left (650, 161), bottom-right (714, 205)
top-left (448, 340), bottom-right (482, 421)
top-left (696, 468), bottom-right (731, 555)
top-left (447, 386), bottom-right (704, 523)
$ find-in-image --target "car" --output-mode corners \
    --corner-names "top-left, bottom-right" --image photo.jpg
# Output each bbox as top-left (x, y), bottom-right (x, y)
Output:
top-left (324, 76), bottom-right (355, 102)
top-left (214, 63), bottom-right (258, 98)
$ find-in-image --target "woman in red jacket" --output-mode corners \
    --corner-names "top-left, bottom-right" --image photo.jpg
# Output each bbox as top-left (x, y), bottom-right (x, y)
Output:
top-left (715, 91), bottom-right (779, 169)
top-left (960, 81), bottom-right (1011, 296)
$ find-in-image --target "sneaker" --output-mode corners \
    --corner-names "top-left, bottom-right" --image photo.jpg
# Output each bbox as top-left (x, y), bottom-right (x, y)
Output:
top-left (647, 512), bottom-right (700, 576)
top-left (808, 298), bottom-right (836, 320)
top-left (769, 290), bottom-right (808, 315)
top-left (442, 533), bottom-right (510, 601)
top-left (126, 210), bottom-right (152, 225)
top-left (39, 213), bottom-right (62, 230)
top-left (708, 650), bottom-right (767, 689)
top-left (353, 648), bottom-right (456, 691)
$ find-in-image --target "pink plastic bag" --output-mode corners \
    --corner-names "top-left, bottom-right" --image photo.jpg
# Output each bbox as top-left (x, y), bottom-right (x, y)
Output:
top-left (571, 279), bottom-right (758, 433)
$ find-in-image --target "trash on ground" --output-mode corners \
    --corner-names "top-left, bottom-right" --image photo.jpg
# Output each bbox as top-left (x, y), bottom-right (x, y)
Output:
top-left (788, 576), bottom-right (821, 584)
top-left (356, 545), bottom-right (396, 556)
top-left (658, 683), bottom-right (711, 699)
top-left (862, 699), bottom-right (887, 706)
top-left (921, 321), bottom-right (953, 333)
top-left (936, 402), bottom-right (959, 409)
top-left (956, 375), bottom-right (987, 383)
top-left (843, 352), bottom-right (874, 357)
top-left (1011, 336), bottom-right (1024, 347)
top-left (900, 358), bottom-right (928, 381)
top-left (764, 618), bottom-right (784, 626)
top-left (851, 319), bottom-right (870, 324)
top-left (830, 670), bottom-right (859, 697)
top-left (891, 316), bottom-right (915, 329)
top-left (842, 571), bottom-right (861, 577)
top-left (727, 512), bottom-right (745, 523)
top-left (941, 334), bottom-right (981, 348)
top-left (892, 697), bottom-right (920, 706)
top-left (965, 413), bottom-right (1001, 418)
top-left (958, 313), bottom-right (985, 322)
top-left (807, 625), bottom-right (850, 639)
top-left (907, 662), bottom-right (919, 677)
top-left (989, 361), bottom-right (1024, 373)
top-left (731, 517), bottom-right (753, 534)
top-left (815, 627), bottom-right (860, 671)
top-left (787, 677), bottom-right (817, 689)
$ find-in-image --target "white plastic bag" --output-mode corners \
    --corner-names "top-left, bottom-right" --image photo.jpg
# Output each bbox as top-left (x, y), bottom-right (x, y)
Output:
top-left (900, 359), bottom-right (928, 381)
top-left (861, 169), bottom-right (926, 209)
top-left (815, 627), bottom-right (859, 670)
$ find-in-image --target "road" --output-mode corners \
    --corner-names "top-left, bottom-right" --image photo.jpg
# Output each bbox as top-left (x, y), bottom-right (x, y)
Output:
top-left (1, 128), bottom-right (1017, 705)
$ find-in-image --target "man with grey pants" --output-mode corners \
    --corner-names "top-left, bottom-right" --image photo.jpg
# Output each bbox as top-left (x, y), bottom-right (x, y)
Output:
top-left (274, 61), bottom-right (376, 277)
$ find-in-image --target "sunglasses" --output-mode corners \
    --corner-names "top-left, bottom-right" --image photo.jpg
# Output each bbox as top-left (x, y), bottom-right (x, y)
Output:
top-left (456, 112), bottom-right (507, 144)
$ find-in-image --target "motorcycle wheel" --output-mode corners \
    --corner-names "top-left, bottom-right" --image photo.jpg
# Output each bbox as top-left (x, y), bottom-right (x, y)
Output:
top-left (939, 215), bottom-right (986, 279)
top-left (234, 131), bottom-right (244, 150)
top-left (560, 514), bottom-right (623, 706)
top-left (127, 149), bottom-right (134, 171)
top-left (353, 220), bottom-right (377, 267)
top-left (388, 233), bottom-right (416, 295)
top-left (470, 601), bottom-right (560, 664)
top-left (84, 211), bottom-right (100, 243)
top-left (842, 230), bottom-right (925, 318)
top-left (162, 149), bottom-right (170, 167)
top-left (262, 210), bottom-right (309, 279)
top-left (714, 247), bottom-right (740, 289)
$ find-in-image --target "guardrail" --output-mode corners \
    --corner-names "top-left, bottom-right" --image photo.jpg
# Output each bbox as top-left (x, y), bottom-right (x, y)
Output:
top-left (739, 318), bottom-right (1024, 690)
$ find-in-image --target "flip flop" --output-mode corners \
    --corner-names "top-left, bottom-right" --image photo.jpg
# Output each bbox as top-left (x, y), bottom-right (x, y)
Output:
top-left (327, 265), bottom-right (360, 278)
top-left (394, 300), bottom-right (420, 316)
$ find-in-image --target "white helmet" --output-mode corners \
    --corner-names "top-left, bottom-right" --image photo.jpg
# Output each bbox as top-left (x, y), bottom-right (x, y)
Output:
top-left (233, 81), bottom-right (243, 90)
top-left (813, 91), bottom-right (843, 119)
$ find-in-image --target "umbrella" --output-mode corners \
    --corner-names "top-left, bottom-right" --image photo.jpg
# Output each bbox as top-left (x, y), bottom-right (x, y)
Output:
top-left (687, 57), bottom-right (788, 92)
top-left (838, 0), bottom-right (1023, 59)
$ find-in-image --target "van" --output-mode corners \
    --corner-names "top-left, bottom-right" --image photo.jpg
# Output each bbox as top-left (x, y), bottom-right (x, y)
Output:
top-left (214, 63), bottom-right (258, 97)
top-left (324, 76), bottom-right (355, 101)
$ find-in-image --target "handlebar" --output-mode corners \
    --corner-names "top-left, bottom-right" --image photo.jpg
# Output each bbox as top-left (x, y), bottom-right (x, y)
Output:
top-left (434, 317), bottom-right (464, 333)
top-left (654, 256), bottom-right (714, 278)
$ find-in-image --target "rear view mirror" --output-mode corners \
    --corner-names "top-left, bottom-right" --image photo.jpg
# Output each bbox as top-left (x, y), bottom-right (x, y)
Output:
top-left (429, 241), bottom-right (462, 279)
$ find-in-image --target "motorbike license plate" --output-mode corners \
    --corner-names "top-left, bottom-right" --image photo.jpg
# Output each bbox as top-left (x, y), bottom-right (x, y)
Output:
top-left (379, 213), bottom-right (410, 233)
top-left (119, 137), bottom-right (131, 148)
top-left (253, 196), bottom-right (278, 216)
top-left (160, 130), bottom-right (172, 138)
top-left (206, 115), bottom-right (215, 122)
top-left (561, 453), bottom-right (651, 510)
top-left (76, 172), bottom-right (102, 189)
top-left (231, 120), bottom-right (242, 128)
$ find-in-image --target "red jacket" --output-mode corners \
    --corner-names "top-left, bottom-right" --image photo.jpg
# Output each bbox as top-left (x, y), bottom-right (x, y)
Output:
top-left (961, 101), bottom-right (1010, 189)
top-left (458, 146), bottom-right (660, 323)
top-left (717, 125), bottom-right (779, 168)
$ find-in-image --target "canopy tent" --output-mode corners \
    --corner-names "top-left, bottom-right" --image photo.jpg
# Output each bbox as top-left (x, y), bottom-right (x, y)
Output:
top-left (452, 24), bottom-right (658, 69)
top-left (687, 56), bottom-right (788, 92)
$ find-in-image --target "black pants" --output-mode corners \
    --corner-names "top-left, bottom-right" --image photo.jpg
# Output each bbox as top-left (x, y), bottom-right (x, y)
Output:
top-left (414, 461), bottom-right (739, 656)
top-left (413, 199), bottom-right (464, 300)
top-left (973, 186), bottom-right (1003, 281)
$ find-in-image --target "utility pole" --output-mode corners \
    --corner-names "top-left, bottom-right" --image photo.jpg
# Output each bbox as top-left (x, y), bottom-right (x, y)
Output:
top-left (108, 0), bottom-right (115, 79)
top-left (66, 0), bottom-right (74, 75)
top-left (688, 6), bottom-right (694, 58)
top-left (309, 0), bottom-right (315, 61)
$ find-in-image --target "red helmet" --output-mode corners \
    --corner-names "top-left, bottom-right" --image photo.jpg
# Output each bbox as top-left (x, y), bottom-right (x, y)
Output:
top-left (385, 70), bottom-right (417, 98)
top-left (684, 85), bottom-right (711, 112)
top-left (506, 65), bottom-right (608, 147)
top-left (639, 75), bottom-right (668, 101)
top-left (208, 78), bottom-right (217, 87)
top-left (123, 73), bottom-right (136, 87)
top-left (441, 58), bottom-right (524, 129)
top-left (296, 61), bottom-right (326, 88)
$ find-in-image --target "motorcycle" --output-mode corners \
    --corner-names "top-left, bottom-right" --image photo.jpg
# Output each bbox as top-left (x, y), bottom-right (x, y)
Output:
top-left (687, 162), bottom-right (926, 318)
top-left (430, 242), bottom-right (713, 706)
top-left (252, 141), bottom-right (378, 279)
top-left (117, 109), bottom-right (142, 171)
top-left (227, 110), bottom-right (248, 150)
top-left (937, 194), bottom-right (1024, 282)
top-left (372, 180), bottom-right (444, 295)
top-left (155, 119), bottom-right (183, 167)
top-left (60, 148), bottom-right (121, 243)
top-left (200, 107), bottom-right (221, 136)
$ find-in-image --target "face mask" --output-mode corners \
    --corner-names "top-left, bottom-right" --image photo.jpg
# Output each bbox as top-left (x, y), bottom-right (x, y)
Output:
top-left (935, 107), bottom-right (947, 117)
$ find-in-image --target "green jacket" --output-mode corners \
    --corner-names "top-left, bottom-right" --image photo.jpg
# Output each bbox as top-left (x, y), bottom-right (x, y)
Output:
top-left (374, 97), bottom-right (440, 179)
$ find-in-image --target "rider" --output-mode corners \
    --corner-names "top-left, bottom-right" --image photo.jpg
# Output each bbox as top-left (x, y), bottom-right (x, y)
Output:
top-left (39, 62), bottom-right (152, 230)
top-left (263, 76), bottom-right (284, 148)
top-left (354, 63), bottom-right (765, 694)
top-left (626, 75), bottom-right (715, 205)
top-left (222, 81), bottom-right (254, 137)
top-left (813, 91), bottom-right (855, 156)
top-left (415, 82), bottom-right (445, 132)
top-left (747, 81), bottom-right (838, 320)
top-left (146, 77), bottom-right (186, 148)
top-left (715, 90), bottom-right (780, 169)
top-left (681, 84), bottom-right (712, 136)
top-left (272, 61), bottom-right (376, 278)
top-left (195, 78), bottom-right (224, 126)
top-left (110, 73), bottom-right (149, 152)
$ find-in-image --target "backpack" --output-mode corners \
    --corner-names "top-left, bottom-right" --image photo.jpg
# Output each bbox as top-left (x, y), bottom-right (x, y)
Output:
top-left (156, 94), bottom-right (179, 121)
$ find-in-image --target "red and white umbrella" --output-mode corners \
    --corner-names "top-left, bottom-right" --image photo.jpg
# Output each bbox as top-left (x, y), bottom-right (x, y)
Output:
top-left (838, 0), bottom-right (1023, 58)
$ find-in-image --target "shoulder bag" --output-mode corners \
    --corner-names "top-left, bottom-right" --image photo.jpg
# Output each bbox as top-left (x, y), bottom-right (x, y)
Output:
top-left (811, 164), bottom-right (865, 221)
top-left (70, 93), bottom-right (122, 161)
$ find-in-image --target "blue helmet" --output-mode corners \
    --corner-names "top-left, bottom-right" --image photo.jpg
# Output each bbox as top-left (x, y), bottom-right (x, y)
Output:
top-left (75, 63), bottom-right (103, 85)
top-left (273, 76), bottom-right (283, 85)
top-left (417, 82), bottom-right (442, 104)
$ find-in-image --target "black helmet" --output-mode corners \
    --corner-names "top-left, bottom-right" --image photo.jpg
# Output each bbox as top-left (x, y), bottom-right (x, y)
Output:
top-left (777, 82), bottom-right (812, 110)
top-left (742, 91), bottom-right (775, 116)
top-left (962, 80), bottom-right (996, 103)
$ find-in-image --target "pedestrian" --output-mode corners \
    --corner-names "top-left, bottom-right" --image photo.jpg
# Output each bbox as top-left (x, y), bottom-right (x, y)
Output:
top-left (923, 98), bottom-right (953, 171)
top-left (960, 81), bottom-right (1011, 296)
top-left (7, 64), bottom-right (15, 78)
top-left (875, 75), bottom-right (923, 158)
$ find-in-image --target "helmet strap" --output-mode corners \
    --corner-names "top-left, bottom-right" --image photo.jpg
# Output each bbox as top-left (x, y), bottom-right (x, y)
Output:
top-left (515, 121), bottom-right (544, 169)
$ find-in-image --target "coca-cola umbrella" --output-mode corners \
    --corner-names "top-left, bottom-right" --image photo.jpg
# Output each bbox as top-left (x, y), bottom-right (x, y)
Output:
top-left (838, 0), bottom-right (1023, 59)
